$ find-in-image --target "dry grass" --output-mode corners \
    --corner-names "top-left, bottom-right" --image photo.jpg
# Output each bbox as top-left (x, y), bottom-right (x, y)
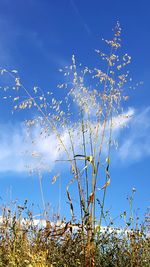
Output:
top-left (0, 202), bottom-right (149, 267)
top-left (0, 23), bottom-right (149, 266)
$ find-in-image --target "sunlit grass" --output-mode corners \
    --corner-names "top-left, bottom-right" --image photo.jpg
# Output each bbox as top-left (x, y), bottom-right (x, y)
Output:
top-left (0, 201), bottom-right (149, 266)
top-left (0, 23), bottom-right (149, 266)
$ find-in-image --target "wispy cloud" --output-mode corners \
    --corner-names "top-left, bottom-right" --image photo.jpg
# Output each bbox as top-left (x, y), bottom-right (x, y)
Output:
top-left (0, 122), bottom-right (63, 173)
top-left (70, 0), bottom-right (91, 35)
top-left (0, 107), bottom-right (150, 173)
top-left (0, 122), bottom-right (27, 172)
top-left (117, 106), bottom-right (150, 162)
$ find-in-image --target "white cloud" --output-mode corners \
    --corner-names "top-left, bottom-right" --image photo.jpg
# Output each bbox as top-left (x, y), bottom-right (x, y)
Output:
top-left (0, 107), bottom-right (150, 173)
top-left (112, 108), bottom-right (134, 130)
top-left (117, 107), bottom-right (150, 162)
top-left (0, 121), bottom-right (74, 173)
top-left (0, 123), bottom-right (27, 172)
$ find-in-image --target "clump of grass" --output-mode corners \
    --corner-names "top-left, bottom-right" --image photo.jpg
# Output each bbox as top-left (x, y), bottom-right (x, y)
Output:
top-left (0, 23), bottom-right (147, 266)
top-left (0, 202), bottom-right (149, 266)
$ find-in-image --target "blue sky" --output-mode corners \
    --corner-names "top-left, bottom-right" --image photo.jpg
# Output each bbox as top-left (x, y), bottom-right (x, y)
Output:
top-left (0, 0), bottom-right (150, 226)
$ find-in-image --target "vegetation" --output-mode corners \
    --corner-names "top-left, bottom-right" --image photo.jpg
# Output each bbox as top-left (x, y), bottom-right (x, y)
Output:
top-left (0, 201), bottom-right (149, 267)
top-left (0, 23), bottom-right (149, 266)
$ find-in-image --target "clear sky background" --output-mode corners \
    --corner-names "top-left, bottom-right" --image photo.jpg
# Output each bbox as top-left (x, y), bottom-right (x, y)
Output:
top-left (0, 0), bottom-right (150, 226)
